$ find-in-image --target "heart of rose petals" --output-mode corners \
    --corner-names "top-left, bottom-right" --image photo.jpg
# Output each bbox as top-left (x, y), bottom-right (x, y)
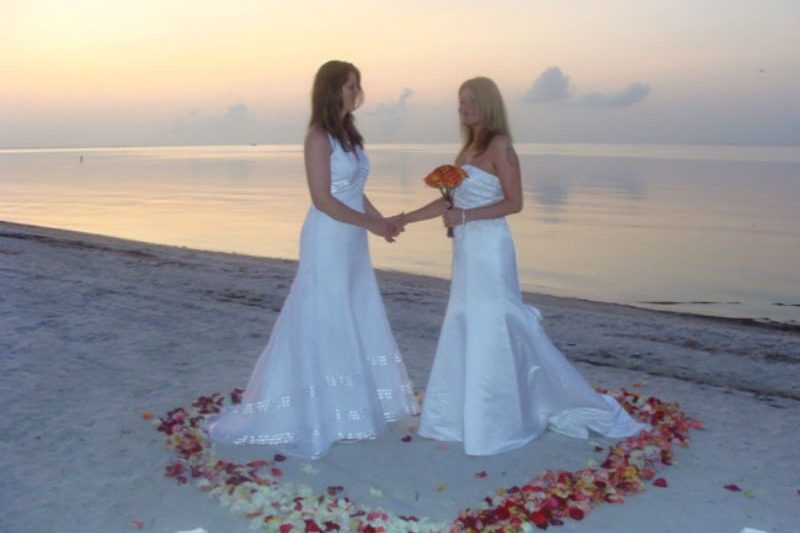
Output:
top-left (157, 386), bottom-right (698, 532)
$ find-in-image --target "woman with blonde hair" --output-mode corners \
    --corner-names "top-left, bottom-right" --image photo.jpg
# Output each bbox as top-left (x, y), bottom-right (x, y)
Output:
top-left (396, 77), bottom-right (646, 455)
top-left (209, 60), bottom-right (419, 459)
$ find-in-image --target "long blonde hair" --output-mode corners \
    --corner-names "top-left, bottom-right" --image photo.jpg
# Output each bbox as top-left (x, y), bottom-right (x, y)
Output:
top-left (459, 77), bottom-right (511, 157)
top-left (309, 60), bottom-right (364, 151)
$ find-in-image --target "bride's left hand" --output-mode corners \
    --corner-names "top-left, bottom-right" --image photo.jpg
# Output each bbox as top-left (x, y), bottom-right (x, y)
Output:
top-left (442, 207), bottom-right (463, 228)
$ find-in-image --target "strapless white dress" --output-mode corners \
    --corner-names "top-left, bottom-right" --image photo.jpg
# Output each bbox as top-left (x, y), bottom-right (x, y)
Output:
top-left (417, 164), bottom-right (647, 456)
top-left (208, 137), bottom-right (419, 459)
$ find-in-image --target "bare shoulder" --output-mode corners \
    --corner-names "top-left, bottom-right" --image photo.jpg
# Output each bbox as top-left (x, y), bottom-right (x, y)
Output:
top-left (489, 134), bottom-right (519, 169)
top-left (305, 124), bottom-right (332, 154)
top-left (489, 134), bottom-right (513, 152)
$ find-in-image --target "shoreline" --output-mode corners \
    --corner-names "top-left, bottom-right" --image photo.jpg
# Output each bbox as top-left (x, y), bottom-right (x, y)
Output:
top-left (3, 219), bottom-right (799, 404)
top-left (3, 219), bottom-right (797, 333)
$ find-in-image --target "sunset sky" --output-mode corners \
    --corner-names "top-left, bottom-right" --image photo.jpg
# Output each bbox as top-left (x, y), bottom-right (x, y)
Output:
top-left (3, 0), bottom-right (799, 148)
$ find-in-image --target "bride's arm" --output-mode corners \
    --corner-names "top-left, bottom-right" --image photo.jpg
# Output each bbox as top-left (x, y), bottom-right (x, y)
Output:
top-left (305, 127), bottom-right (394, 239)
top-left (390, 197), bottom-right (449, 227)
top-left (363, 195), bottom-right (383, 219)
top-left (443, 135), bottom-right (523, 227)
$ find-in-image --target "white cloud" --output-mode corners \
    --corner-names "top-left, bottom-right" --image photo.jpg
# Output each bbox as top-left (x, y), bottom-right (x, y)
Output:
top-left (524, 67), bottom-right (571, 103)
top-left (577, 82), bottom-right (651, 108)
top-left (525, 67), bottom-right (651, 109)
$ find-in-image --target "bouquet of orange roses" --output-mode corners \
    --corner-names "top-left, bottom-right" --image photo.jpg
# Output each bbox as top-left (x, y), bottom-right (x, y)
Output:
top-left (424, 164), bottom-right (468, 237)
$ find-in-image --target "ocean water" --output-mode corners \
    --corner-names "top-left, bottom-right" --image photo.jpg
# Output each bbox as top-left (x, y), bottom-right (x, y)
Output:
top-left (1, 143), bottom-right (799, 324)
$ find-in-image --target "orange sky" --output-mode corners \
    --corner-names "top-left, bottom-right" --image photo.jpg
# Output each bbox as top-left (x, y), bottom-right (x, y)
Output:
top-left (3, 0), bottom-right (799, 147)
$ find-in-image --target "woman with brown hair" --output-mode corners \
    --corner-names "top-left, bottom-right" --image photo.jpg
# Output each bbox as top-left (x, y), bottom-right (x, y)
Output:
top-left (209, 60), bottom-right (419, 459)
top-left (397, 77), bottom-right (646, 455)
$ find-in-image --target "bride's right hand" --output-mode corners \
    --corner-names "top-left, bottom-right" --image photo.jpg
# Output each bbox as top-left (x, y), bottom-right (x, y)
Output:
top-left (367, 217), bottom-right (398, 243)
top-left (386, 213), bottom-right (407, 235)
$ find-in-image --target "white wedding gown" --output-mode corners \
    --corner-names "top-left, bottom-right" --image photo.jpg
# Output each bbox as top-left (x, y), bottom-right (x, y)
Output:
top-left (418, 164), bottom-right (647, 456)
top-left (208, 136), bottom-right (419, 459)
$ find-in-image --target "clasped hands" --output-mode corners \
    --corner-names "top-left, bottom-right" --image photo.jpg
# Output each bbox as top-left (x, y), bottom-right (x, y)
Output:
top-left (369, 215), bottom-right (406, 243)
top-left (370, 206), bottom-right (466, 243)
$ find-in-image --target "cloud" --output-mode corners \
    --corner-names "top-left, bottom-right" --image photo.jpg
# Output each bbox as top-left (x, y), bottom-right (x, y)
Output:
top-left (368, 88), bottom-right (415, 115)
top-left (172, 103), bottom-right (260, 144)
top-left (525, 67), bottom-right (571, 103)
top-left (361, 88), bottom-right (417, 142)
top-left (524, 67), bottom-right (651, 108)
top-left (577, 82), bottom-right (651, 108)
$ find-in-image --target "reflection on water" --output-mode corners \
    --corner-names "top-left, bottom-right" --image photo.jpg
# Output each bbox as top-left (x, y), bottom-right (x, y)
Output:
top-left (1, 143), bottom-right (799, 324)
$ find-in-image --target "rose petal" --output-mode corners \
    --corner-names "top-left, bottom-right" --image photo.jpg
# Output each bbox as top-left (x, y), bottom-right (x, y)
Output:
top-left (569, 507), bottom-right (585, 521)
top-left (131, 519), bottom-right (144, 529)
top-left (724, 484), bottom-right (742, 492)
top-left (474, 470), bottom-right (488, 478)
top-left (401, 435), bottom-right (412, 442)
top-left (653, 478), bottom-right (668, 488)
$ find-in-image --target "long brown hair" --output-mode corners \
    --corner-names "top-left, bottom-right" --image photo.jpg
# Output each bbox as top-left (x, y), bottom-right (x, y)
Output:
top-left (308, 60), bottom-right (364, 151)
top-left (458, 77), bottom-right (511, 158)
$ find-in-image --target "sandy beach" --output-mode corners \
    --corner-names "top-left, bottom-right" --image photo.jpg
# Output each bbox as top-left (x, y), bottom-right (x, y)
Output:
top-left (1, 220), bottom-right (798, 533)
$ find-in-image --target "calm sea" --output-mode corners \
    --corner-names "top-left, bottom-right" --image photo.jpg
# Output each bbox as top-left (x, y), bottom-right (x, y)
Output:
top-left (2, 143), bottom-right (799, 324)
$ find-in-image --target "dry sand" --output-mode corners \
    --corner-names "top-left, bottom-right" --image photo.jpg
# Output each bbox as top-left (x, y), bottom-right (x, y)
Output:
top-left (1, 220), bottom-right (798, 533)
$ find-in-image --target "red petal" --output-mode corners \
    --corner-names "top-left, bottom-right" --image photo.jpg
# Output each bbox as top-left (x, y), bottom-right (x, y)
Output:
top-left (474, 470), bottom-right (488, 478)
top-left (531, 511), bottom-right (549, 528)
top-left (304, 520), bottom-right (322, 532)
top-left (401, 435), bottom-right (412, 442)
top-left (724, 484), bottom-right (742, 492)
top-left (569, 507), bottom-right (585, 521)
top-left (131, 520), bottom-right (144, 529)
top-left (271, 467), bottom-right (283, 477)
top-left (274, 454), bottom-right (287, 462)
top-left (653, 478), bottom-right (668, 488)
top-left (279, 525), bottom-right (293, 533)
